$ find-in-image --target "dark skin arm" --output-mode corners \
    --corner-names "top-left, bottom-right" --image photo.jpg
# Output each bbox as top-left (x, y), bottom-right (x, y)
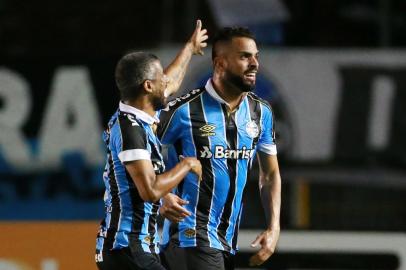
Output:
top-left (249, 152), bottom-right (281, 266)
top-left (125, 157), bottom-right (202, 202)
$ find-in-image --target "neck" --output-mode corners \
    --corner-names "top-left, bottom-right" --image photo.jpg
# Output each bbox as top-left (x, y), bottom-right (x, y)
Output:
top-left (123, 96), bottom-right (155, 117)
top-left (212, 76), bottom-right (246, 111)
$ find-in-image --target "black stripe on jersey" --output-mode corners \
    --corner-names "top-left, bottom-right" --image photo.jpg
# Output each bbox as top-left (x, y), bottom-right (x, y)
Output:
top-left (247, 92), bottom-right (272, 111)
top-left (103, 135), bottom-right (121, 251)
top-left (189, 94), bottom-right (214, 246)
top-left (244, 94), bottom-right (263, 204)
top-left (174, 140), bottom-right (184, 195)
top-left (165, 139), bottom-right (183, 245)
top-left (247, 92), bottom-right (275, 139)
top-left (119, 112), bottom-right (148, 151)
top-left (247, 94), bottom-right (262, 146)
top-left (231, 204), bottom-right (243, 251)
top-left (157, 88), bottom-right (204, 141)
top-left (216, 104), bottom-right (238, 252)
top-left (169, 221), bottom-right (180, 246)
top-left (148, 203), bottom-right (160, 253)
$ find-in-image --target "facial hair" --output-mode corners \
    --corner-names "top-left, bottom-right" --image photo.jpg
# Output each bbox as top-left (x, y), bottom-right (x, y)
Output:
top-left (152, 90), bottom-right (167, 111)
top-left (224, 70), bottom-right (255, 92)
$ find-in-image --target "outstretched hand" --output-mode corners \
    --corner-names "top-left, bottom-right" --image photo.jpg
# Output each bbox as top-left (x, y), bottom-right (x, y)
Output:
top-left (249, 228), bottom-right (280, 266)
top-left (160, 193), bottom-right (191, 223)
top-left (188, 19), bottom-right (208, 55)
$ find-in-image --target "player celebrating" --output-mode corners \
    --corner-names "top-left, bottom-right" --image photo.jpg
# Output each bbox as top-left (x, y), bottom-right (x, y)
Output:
top-left (158, 27), bottom-right (281, 270)
top-left (95, 20), bottom-right (208, 270)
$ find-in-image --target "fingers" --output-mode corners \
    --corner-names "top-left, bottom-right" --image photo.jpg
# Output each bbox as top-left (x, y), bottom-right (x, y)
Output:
top-left (160, 194), bottom-right (191, 223)
top-left (161, 210), bottom-right (186, 223)
top-left (249, 233), bottom-right (276, 266)
top-left (249, 248), bottom-right (273, 266)
top-left (160, 205), bottom-right (190, 223)
top-left (251, 234), bottom-right (263, 248)
top-left (190, 19), bottom-right (208, 56)
top-left (197, 29), bottom-right (208, 56)
top-left (195, 19), bottom-right (202, 32)
top-left (177, 197), bottom-right (189, 206)
top-left (163, 207), bottom-right (190, 218)
top-left (171, 203), bottom-right (192, 216)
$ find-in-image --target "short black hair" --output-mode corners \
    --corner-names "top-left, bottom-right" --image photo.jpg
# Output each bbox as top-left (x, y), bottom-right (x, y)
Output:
top-left (212, 27), bottom-right (256, 60)
top-left (115, 51), bottom-right (159, 101)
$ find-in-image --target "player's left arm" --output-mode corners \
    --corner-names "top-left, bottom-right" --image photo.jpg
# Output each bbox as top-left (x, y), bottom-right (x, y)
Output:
top-left (164, 19), bottom-right (208, 96)
top-left (249, 152), bottom-right (281, 266)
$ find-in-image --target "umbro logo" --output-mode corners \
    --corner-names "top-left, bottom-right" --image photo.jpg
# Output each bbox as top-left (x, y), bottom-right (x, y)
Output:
top-left (184, 228), bottom-right (196, 238)
top-left (199, 124), bottom-right (216, 137)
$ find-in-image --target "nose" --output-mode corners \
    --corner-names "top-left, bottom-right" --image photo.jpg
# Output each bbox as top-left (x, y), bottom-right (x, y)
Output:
top-left (249, 56), bottom-right (259, 69)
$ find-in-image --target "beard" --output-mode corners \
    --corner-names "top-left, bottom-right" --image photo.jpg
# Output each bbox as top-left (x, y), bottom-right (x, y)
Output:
top-left (152, 92), bottom-right (167, 111)
top-left (224, 70), bottom-right (256, 92)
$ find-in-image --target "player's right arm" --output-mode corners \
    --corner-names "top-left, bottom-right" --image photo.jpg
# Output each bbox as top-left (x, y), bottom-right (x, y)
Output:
top-left (125, 157), bottom-right (201, 202)
top-left (116, 112), bottom-right (201, 203)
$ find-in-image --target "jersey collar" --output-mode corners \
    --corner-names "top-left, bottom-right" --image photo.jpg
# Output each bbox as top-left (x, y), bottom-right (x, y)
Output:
top-left (205, 79), bottom-right (230, 106)
top-left (119, 101), bottom-right (160, 125)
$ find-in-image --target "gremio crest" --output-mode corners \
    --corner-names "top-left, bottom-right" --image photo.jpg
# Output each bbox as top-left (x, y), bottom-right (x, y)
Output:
top-left (246, 121), bottom-right (259, 138)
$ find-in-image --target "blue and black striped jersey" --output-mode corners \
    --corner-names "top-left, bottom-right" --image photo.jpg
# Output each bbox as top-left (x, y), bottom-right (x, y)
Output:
top-left (96, 102), bottom-right (164, 254)
top-left (157, 79), bottom-right (277, 254)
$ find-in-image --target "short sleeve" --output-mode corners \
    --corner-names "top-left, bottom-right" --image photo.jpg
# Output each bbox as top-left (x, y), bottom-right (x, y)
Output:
top-left (257, 104), bottom-right (277, 155)
top-left (117, 113), bottom-right (150, 162)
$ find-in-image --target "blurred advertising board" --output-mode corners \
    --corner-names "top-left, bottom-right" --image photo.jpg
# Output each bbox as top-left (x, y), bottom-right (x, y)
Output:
top-left (1, 49), bottom-right (406, 220)
top-left (0, 222), bottom-right (97, 270)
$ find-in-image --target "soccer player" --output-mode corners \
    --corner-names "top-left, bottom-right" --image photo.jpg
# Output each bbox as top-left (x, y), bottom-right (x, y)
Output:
top-left (95, 20), bottom-right (208, 270)
top-left (158, 27), bottom-right (281, 270)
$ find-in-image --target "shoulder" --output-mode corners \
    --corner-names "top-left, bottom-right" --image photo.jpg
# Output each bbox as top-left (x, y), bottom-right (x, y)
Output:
top-left (247, 92), bottom-right (273, 114)
top-left (116, 111), bottom-right (146, 137)
top-left (162, 87), bottom-right (205, 113)
top-left (159, 87), bottom-right (205, 125)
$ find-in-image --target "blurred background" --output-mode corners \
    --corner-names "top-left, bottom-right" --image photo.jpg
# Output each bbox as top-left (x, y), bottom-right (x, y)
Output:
top-left (0, 0), bottom-right (405, 269)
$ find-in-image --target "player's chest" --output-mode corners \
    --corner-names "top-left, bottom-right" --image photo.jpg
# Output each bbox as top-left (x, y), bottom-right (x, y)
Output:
top-left (189, 107), bottom-right (261, 146)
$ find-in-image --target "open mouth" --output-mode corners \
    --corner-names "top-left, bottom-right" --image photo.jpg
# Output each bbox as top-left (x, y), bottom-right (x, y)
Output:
top-left (244, 72), bottom-right (257, 82)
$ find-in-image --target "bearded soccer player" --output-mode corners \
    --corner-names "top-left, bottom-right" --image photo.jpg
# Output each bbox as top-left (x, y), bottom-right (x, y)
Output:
top-left (95, 20), bottom-right (208, 270)
top-left (158, 27), bottom-right (281, 270)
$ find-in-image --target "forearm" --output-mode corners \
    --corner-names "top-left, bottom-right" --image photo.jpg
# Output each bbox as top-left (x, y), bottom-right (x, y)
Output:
top-left (260, 172), bottom-right (281, 231)
top-left (151, 159), bottom-right (192, 200)
top-left (164, 42), bottom-right (194, 96)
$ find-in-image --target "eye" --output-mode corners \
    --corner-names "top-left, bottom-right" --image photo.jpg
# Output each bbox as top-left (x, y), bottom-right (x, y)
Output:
top-left (240, 54), bottom-right (249, 60)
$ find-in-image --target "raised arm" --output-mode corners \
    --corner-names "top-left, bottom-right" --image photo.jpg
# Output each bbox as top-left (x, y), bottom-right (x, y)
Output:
top-left (164, 19), bottom-right (208, 96)
top-left (249, 152), bottom-right (281, 266)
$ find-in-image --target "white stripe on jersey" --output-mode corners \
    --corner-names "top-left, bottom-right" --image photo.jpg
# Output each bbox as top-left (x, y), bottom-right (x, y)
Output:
top-left (118, 149), bottom-right (151, 162)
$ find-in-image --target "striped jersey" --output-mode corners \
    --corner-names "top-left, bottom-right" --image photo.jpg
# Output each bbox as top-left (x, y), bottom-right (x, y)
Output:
top-left (96, 102), bottom-right (164, 254)
top-left (157, 79), bottom-right (277, 254)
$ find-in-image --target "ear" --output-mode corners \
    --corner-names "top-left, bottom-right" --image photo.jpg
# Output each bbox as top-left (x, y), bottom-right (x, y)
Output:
top-left (213, 56), bottom-right (226, 71)
top-left (142, 79), bottom-right (153, 93)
